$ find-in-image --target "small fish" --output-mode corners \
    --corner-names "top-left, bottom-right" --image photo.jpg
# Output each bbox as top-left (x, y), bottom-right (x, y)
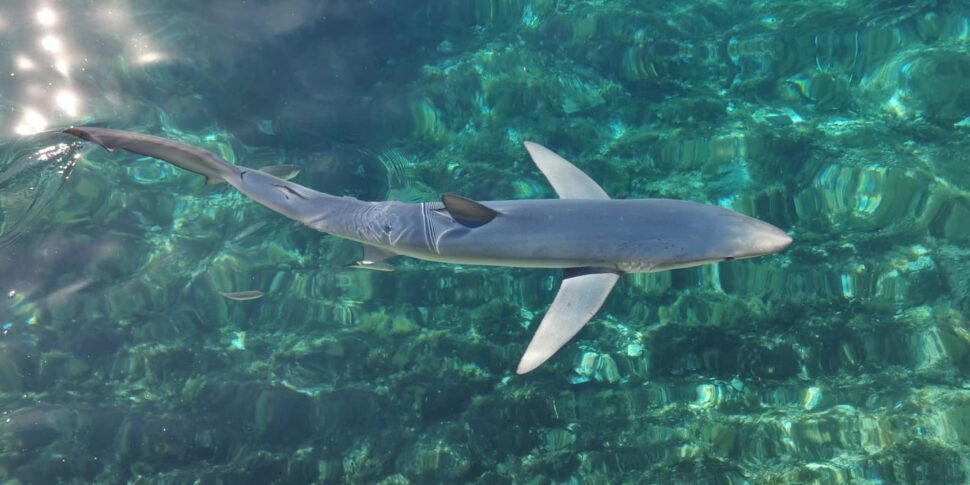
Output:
top-left (218, 290), bottom-right (265, 301)
top-left (229, 221), bottom-right (268, 244)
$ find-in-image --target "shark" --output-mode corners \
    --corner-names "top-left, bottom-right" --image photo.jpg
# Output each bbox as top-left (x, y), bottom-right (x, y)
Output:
top-left (64, 127), bottom-right (792, 374)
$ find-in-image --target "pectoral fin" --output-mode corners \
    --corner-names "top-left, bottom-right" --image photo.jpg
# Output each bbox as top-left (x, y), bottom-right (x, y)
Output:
top-left (523, 142), bottom-right (610, 200)
top-left (516, 268), bottom-right (621, 374)
top-left (349, 243), bottom-right (396, 271)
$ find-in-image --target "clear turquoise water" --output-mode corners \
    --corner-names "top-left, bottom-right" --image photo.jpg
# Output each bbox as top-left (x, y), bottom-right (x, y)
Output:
top-left (2, 1), bottom-right (970, 483)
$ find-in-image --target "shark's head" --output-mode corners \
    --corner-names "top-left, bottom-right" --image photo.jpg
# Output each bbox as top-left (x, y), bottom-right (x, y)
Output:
top-left (725, 218), bottom-right (792, 260)
top-left (707, 208), bottom-right (793, 263)
top-left (635, 203), bottom-right (793, 273)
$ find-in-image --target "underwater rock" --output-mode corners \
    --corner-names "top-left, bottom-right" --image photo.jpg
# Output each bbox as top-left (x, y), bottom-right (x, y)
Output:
top-left (315, 458), bottom-right (344, 483)
top-left (782, 71), bottom-right (851, 111)
top-left (555, 72), bottom-right (610, 115)
top-left (468, 298), bottom-right (524, 346)
top-left (375, 473), bottom-right (411, 485)
top-left (410, 97), bottom-right (448, 141)
top-left (463, 393), bottom-right (545, 457)
top-left (573, 351), bottom-right (621, 384)
top-left (864, 49), bottom-right (970, 123)
top-left (231, 452), bottom-right (289, 484)
top-left (795, 161), bottom-right (932, 233)
top-left (520, 447), bottom-right (579, 482)
top-left (0, 405), bottom-right (130, 483)
top-left (539, 427), bottom-right (577, 453)
top-left (396, 435), bottom-right (472, 483)
top-left (928, 194), bottom-right (970, 242)
top-left (36, 350), bottom-right (89, 388)
top-left (343, 439), bottom-right (385, 483)
top-left (43, 167), bottom-right (112, 225)
top-left (357, 309), bottom-right (419, 336)
top-left (657, 290), bottom-right (766, 330)
top-left (390, 366), bottom-right (493, 423)
top-left (115, 413), bottom-right (203, 465)
top-left (938, 247), bottom-right (970, 315)
top-left (103, 278), bottom-right (167, 325)
top-left (873, 438), bottom-right (968, 483)
top-left (114, 343), bottom-right (202, 384)
top-left (0, 405), bottom-right (76, 452)
top-left (253, 386), bottom-right (314, 443)
top-left (0, 341), bottom-right (33, 392)
top-left (182, 380), bottom-right (314, 445)
top-left (645, 454), bottom-right (747, 485)
top-left (314, 388), bottom-right (396, 453)
top-left (647, 315), bottom-right (803, 381)
top-left (6, 452), bottom-right (78, 484)
top-left (874, 246), bottom-right (942, 304)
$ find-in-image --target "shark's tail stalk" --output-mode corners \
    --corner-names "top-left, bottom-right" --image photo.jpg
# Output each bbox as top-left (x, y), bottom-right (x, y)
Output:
top-left (64, 127), bottom-right (242, 185)
top-left (63, 126), bottom-right (369, 234)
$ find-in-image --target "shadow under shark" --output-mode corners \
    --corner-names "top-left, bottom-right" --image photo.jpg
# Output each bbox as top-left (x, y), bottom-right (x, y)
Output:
top-left (64, 127), bottom-right (792, 374)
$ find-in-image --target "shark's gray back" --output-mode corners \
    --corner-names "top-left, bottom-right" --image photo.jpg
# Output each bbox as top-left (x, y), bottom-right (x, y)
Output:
top-left (62, 126), bottom-right (792, 374)
top-left (377, 198), bottom-right (783, 272)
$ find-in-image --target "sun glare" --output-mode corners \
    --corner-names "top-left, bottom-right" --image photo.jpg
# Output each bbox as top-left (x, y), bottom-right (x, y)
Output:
top-left (15, 55), bottom-right (35, 71)
top-left (36, 7), bottom-right (58, 27)
top-left (14, 108), bottom-right (48, 136)
top-left (135, 52), bottom-right (165, 64)
top-left (55, 90), bottom-right (79, 116)
top-left (40, 34), bottom-right (63, 53)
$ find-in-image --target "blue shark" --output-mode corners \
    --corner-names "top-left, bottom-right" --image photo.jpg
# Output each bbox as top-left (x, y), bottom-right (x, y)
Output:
top-left (64, 127), bottom-right (792, 374)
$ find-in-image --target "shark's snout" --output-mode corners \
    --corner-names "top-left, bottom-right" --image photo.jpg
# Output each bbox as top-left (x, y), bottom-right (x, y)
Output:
top-left (771, 230), bottom-right (794, 251)
top-left (743, 221), bottom-right (792, 257)
top-left (757, 220), bottom-right (792, 249)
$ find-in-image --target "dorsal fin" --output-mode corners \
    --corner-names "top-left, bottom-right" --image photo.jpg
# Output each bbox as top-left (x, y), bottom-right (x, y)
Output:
top-left (441, 194), bottom-right (500, 227)
top-left (523, 142), bottom-right (610, 200)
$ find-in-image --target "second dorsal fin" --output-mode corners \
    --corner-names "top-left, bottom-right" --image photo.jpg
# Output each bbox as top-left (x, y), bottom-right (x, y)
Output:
top-left (441, 194), bottom-right (500, 227)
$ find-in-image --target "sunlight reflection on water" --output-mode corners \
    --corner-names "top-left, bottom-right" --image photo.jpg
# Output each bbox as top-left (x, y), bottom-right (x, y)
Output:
top-left (3, 3), bottom-right (170, 137)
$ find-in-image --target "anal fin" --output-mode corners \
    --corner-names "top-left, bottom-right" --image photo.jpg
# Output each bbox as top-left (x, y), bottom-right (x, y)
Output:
top-left (516, 268), bottom-right (621, 374)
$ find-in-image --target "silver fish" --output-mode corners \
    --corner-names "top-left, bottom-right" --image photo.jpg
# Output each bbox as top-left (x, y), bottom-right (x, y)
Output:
top-left (218, 290), bottom-right (265, 301)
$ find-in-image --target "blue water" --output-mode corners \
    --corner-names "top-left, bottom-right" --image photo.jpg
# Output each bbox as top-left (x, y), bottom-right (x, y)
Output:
top-left (2, 1), bottom-right (970, 483)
